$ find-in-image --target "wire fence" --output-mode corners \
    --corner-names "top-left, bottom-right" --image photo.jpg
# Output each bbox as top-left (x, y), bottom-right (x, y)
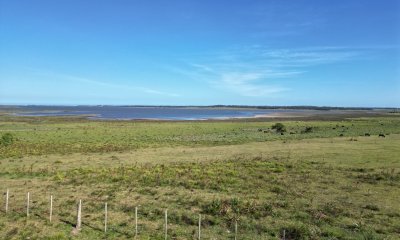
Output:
top-left (1, 188), bottom-right (290, 239)
top-left (1, 188), bottom-right (229, 239)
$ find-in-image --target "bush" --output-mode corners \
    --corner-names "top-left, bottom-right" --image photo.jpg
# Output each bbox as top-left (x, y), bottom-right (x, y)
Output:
top-left (271, 123), bottom-right (286, 133)
top-left (302, 126), bottom-right (313, 133)
top-left (0, 133), bottom-right (14, 146)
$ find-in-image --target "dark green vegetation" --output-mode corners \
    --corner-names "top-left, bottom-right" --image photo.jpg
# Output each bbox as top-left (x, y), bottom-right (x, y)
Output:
top-left (0, 115), bottom-right (399, 239)
top-left (271, 123), bottom-right (286, 133)
top-left (0, 133), bottom-right (14, 147)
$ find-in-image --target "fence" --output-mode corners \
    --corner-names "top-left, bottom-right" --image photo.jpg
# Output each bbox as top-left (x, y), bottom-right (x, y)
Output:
top-left (2, 188), bottom-right (288, 239)
top-left (2, 188), bottom-right (239, 239)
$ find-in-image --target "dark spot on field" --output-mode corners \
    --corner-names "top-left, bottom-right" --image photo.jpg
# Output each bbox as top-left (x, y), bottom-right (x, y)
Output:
top-left (364, 204), bottom-right (379, 211)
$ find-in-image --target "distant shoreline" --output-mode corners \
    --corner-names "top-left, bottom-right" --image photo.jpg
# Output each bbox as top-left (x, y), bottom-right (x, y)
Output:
top-left (0, 105), bottom-right (398, 110)
top-left (0, 106), bottom-right (396, 122)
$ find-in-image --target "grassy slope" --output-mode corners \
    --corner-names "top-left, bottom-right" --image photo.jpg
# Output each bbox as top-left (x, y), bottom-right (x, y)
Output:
top-left (0, 116), bottom-right (399, 239)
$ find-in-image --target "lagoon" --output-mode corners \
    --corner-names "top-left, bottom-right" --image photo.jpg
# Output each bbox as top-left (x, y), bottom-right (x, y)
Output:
top-left (4, 105), bottom-right (306, 120)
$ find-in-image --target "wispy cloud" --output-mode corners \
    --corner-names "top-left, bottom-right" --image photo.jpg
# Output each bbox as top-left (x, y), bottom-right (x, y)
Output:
top-left (167, 45), bottom-right (394, 97)
top-left (28, 68), bottom-right (180, 97)
top-left (189, 63), bottom-right (214, 73)
top-left (142, 89), bottom-right (179, 97)
top-left (217, 72), bottom-right (290, 97)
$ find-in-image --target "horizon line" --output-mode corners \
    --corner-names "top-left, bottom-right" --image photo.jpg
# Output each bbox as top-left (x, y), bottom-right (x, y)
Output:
top-left (0, 104), bottom-right (398, 110)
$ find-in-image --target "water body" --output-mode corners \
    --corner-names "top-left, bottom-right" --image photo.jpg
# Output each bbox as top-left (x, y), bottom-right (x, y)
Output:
top-left (5, 106), bottom-right (307, 120)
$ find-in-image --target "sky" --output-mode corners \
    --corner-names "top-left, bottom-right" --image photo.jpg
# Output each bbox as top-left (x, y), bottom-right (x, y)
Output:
top-left (0, 0), bottom-right (399, 107)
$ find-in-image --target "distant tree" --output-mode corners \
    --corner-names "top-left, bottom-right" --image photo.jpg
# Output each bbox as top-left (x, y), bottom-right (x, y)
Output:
top-left (271, 123), bottom-right (286, 133)
top-left (0, 133), bottom-right (14, 146)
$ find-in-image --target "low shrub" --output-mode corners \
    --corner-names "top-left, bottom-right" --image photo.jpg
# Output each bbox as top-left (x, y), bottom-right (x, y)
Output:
top-left (271, 123), bottom-right (286, 133)
top-left (0, 133), bottom-right (14, 146)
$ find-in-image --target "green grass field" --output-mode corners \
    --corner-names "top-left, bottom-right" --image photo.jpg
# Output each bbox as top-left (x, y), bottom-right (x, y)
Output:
top-left (0, 115), bottom-right (399, 239)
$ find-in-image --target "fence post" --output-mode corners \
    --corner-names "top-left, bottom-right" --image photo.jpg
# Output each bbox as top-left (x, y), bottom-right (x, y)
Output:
top-left (49, 195), bottom-right (53, 222)
top-left (104, 202), bottom-right (108, 233)
top-left (164, 209), bottom-right (168, 240)
top-left (235, 220), bottom-right (238, 240)
top-left (5, 189), bottom-right (9, 214)
top-left (76, 199), bottom-right (82, 230)
top-left (135, 206), bottom-right (138, 238)
top-left (198, 214), bottom-right (201, 240)
top-left (26, 192), bottom-right (30, 217)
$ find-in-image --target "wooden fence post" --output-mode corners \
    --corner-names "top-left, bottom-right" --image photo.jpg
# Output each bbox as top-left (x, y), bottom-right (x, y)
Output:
top-left (104, 202), bottom-right (108, 233)
top-left (76, 199), bottom-right (82, 230)
top-left (135, 206), bottom-right (138, 238)
top-left (198, 214), bottom-right (201, 240)
top-left (49, 195), bottom-right (53, 222)
top-left (234, 220), bottom-right (238, 240)
top-left (164, 209), bottom-right (168, 240)
top-left (5, 189), bottom-right (9, 214)
top-left (26, 192), bottom-right (30, 217)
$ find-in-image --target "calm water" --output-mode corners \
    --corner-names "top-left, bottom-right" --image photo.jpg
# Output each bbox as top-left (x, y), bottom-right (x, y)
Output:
top-left (5, 106), bottom-right (303, 120)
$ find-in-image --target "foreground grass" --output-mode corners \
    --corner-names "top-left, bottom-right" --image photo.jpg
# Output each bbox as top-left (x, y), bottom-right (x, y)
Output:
top-left (0, 115), bottom-right (399, 239)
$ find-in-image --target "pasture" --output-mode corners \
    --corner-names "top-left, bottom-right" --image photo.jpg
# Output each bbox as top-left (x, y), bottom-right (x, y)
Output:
top-left (0, 115), bottom-right (399, 239)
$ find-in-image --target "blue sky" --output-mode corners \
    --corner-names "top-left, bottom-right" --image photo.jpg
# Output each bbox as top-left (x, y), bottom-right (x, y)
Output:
top-left (0, 0), bottom-right (399, 107)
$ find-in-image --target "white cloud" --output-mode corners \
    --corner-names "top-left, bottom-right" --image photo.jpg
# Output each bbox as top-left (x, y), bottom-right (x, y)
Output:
top-left (28, 68), bottom-right (180, 97)
top-left (218, 72), bottom-right (289, 97)
top-left (189, 63), bottom-right (214, 73)
top-left (168, 45), bottom-right (392, 97)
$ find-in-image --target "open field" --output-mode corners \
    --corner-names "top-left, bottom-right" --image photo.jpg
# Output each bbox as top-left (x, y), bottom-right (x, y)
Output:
top-left (0, 114), bottom-right (399, 239)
